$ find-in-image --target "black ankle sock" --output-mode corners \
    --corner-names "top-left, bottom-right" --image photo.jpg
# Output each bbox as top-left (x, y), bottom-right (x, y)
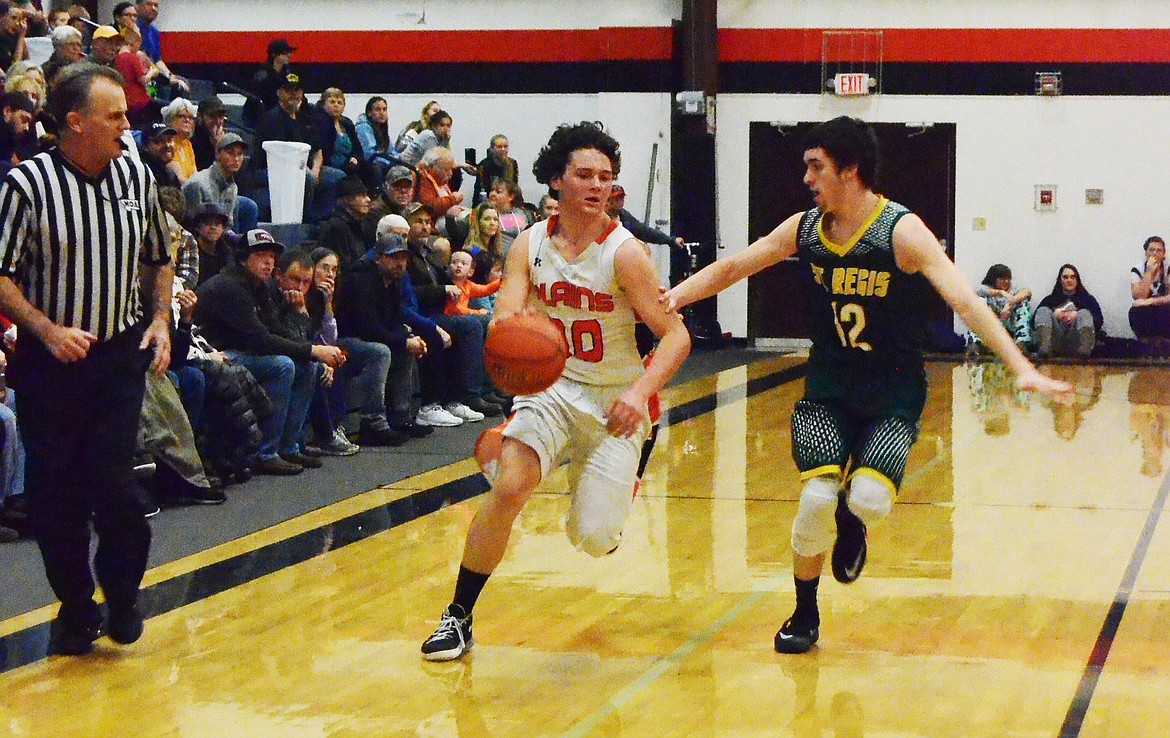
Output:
top-left (793, 575), bottom-right (820, 624)
top-left (452, 566), bottom-right (491, 615)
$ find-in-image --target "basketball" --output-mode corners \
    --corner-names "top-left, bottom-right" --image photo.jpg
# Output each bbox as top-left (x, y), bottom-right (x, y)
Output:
top-left (484, 312), bottom-right (568, 396)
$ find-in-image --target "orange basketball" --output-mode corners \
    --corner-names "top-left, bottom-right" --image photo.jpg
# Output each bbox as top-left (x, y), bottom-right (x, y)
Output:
top-left (484, 312), bottom-right (568, 396)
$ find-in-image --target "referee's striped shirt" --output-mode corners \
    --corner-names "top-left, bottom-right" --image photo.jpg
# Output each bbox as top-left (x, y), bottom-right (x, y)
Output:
top-left (0, 149), bottom-right (170, 342)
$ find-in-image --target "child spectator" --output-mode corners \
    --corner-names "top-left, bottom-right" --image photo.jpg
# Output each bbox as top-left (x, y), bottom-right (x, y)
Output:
top-left (971, 263), bottom-right (1033, 351)
top-left (445, 250), bottom-right (499, 318)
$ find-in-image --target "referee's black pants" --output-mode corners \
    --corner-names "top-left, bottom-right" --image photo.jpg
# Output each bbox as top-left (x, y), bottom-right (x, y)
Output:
top-left (13, 323), bottom-right (152, 629)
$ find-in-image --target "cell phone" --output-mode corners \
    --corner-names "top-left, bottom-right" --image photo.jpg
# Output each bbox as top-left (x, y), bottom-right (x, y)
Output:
top-left (464, 147), bottom-right (477, 166)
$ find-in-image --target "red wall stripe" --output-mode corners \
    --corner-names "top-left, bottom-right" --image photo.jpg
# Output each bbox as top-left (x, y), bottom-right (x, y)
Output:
top-left (720, 28), bottom-right (1170, 64)
top-left (165, 27), bottom-right (674, 64)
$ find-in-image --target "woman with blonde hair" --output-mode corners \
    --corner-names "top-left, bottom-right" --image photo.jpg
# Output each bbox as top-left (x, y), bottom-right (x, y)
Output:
top-left (115, 24), bottom-right (161, 126)
top-left (463, 202), bottom-right (504, 313)
top-left (395, 99), bottom-right (439, 153)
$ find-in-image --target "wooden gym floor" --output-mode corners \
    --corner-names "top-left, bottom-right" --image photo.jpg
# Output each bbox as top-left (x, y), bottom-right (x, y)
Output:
top-left (1, 355), bottom-right (1168, 737)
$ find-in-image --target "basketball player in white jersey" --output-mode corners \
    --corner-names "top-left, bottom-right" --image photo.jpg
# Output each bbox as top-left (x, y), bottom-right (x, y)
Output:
top-left (422, 122), bottom-right (691, 661)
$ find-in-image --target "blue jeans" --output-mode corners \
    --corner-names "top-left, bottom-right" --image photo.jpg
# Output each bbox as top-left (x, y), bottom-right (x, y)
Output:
top-left (226, 352), bottom-right (316, 458)
top-left (337, 337), bottom-right (392, 419)
top-left (433, 313), bottom-right (488, 401)
top-left (169, 365), bottom-right (206, 433)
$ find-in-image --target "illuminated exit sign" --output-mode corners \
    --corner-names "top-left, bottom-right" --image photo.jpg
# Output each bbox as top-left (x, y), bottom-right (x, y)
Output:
top-left (833, 73), bottom-right (872, 96)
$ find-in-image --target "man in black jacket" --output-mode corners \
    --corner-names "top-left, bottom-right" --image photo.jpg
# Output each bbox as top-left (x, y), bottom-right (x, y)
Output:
top-left (318, 176), bottom-right (375, 269)
top-left (334, 231), bottom-right (429, 434)
top-left (194, 229), bottom-right (344, 475)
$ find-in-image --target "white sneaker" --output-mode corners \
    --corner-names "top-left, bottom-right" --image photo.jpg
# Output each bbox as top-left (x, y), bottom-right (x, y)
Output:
top-left (445, 401), bottom-right (485, 423)
top-left (416, 403), bottom-right (464, 427)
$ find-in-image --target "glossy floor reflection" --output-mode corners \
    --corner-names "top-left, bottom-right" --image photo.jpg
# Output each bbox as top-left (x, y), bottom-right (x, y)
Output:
top-left (2, 358), bottom-right (1169, 737)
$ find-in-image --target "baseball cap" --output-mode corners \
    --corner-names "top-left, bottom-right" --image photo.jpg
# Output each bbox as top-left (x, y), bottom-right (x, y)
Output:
top-left (403, 202), bottom-right (429, 221)
top-left (198, 95), bottom-right (228, 117)
top-left (215, 132), bottom-right (248, 152)
top-left (267, 38), bottom-right (296, 56)
top-left (241, 229), bottom-right (284, 255)
top-left (385, 165), bottom-right (413, 185)
top-left (141, 122), bottom-right (177, 141)
top-left (376, 231), bottom-right (408, 256)
top-left (91, 25), bottom-right (121, 40)
top-left (279, 73), bottom-right (303, 90)
top-left (1, 92), bottom-right (37, 116)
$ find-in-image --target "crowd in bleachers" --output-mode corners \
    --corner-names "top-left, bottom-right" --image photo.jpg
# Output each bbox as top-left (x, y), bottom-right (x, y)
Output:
top-left (0, 0), bottom-right (590, 541)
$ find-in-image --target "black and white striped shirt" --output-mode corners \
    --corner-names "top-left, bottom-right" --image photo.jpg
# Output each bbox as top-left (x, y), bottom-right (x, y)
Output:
top-left (0, 150), bottom-right (170, 341)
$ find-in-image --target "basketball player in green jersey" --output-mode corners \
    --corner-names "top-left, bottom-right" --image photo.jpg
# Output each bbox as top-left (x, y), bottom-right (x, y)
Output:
top-left (663, 116), bottom-right (1071, 654)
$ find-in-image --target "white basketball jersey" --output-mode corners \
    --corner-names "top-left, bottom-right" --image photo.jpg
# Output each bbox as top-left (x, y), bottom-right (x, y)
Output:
top-left (527, 216), bottom-right (643, 387)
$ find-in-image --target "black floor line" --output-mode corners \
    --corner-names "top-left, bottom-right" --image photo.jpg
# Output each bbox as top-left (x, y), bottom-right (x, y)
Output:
top-left (1058, 467), bottom-right (1170, 737)
top-left (0, 362), bottom-right (806, 674)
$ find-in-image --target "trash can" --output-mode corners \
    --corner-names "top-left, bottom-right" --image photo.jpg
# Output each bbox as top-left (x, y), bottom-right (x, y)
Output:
top-left (262, 140), bottom-right (311, 224)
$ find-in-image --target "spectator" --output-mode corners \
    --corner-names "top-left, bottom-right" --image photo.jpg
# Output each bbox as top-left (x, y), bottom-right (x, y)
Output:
top-left (186, 201), bottom-right (233, 285)
top-left (316, 86), bottom-right (366, 182)
top-left (65, 5), bottom-right (89, 41)
top-left (303, 246), bottom-right (407, 447)
top-left (0, 5), bottom-right (28, 72)
top-left (485, 177), bottom-right (529, 254)
top-left (247, 37), bottom-right (294, 126)
top-left (972, 263), bottom-right (1033, 351)
top-left (161, 96), bottom-right (197, 183)
top-left (472, 133), bottom-right (517, 206)
top-left (399, 109), bottom-right (461, 170)
top-left (137, 121), bottom-right (180, 188)
top-left (42, 24), bottom-right (83, 88)
top-left (536, 192), bottom-right (557, 221)
top-left (367, 164), bottom-right (415, 228)
top-left (445, 250), bottom-right (498, 318)
top-left (416, 146), bottom-right (466, 222)
top-left (194, 229), bottom-right (344, 475)
top-left (355, 95), bottom-right (396, 183)
top-left (605, 183), bottom-right (686, 249)
top-left (112, 2), bottom-right (137, 31)
top-left (395, 99), bottom-right (439, 154)
top-left (4, 70), bottom-right (44, 118)
top-left (1034, 264), bottom-right (1103, 358)
top-left (335, 228), bottom-right (443, 434)
top-left (318, 175), bottom-right (374, 269)
top-left (191, 94), bottom-right (226, 170)
top-left (86, 25), bottom-right (120, 67)
top-left (0, 348), bottom-right (24, 542)
top-left (10, 0), bottom-right (46, 36)
top-left (403, 203), bottom-right (500, 419)
top-left (1129, 235), bottom-right (1170, 353)
top-left (0, 90), bottom-right (36, 173)
top-left (135, 0), bottom-right (189, 97)
top-left (250, 72), bottom-right (344, 224)
top-left (47, 7), bottom-right (68, 31)
top-left (156, 186), bottom-right (198, 291)
top-left (114, 23), bottom-right (160, 126)
top-left (463, 202), bottom-right (503, 311)
top-left (183, 131), bottom-right (258, 233)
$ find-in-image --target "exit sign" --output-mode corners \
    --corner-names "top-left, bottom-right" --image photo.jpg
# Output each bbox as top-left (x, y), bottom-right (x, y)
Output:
top-left (833, 73), bottom-right (872, 96)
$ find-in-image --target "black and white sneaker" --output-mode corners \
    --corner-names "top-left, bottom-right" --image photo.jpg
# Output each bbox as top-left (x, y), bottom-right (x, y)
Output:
top-left (831, 492), bottom-right (867, 584)
top-left (421, 604), bottom-right (474, 661)
top-left (774, 616), bottom-right (819, 654)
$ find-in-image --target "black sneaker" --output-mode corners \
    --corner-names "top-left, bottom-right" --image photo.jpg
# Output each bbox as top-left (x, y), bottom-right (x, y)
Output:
top-left (106, 605), bottom-right (144, 645)
top-left (393, 422), bottom-right (434, 439)
top-left (254, 457), bottom-right (303, 476)
top-left (49, 619), bottom-right (103, 656)
top-left (831, 492), bottom-right (867, 584)
top-left (172, 486), bottom-right (227, 506)
top-left (421, 604), bottom-right (474, 661)
top-left (359, 424), bottom-right (409, 447)
top-left (280, 452), bottom-right (323, 469)
top-left (462, 396), bottom-right (503, 416)
top-left (774, 616), bottom-right (819, 654)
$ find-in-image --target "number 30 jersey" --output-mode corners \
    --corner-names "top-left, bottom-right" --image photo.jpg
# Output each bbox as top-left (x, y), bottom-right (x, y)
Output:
top-left (528, 216), bottom-right (644, 387)
top-left (796, 197), bottom-right (931, 370)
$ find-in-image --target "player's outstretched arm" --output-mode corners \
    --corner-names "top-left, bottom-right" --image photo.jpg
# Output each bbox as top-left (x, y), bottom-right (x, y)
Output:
top-left (608, 240), bottom-right (691, 437)
top-left (662, 211), bottom-right (804, 312)
top-left (893, 214), bottom-right (1072, 398)
top-left (491, 230), bottom-right (534, 326)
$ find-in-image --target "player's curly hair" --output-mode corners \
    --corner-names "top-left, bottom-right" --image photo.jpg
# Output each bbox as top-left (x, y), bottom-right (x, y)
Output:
top-left (532, 121), bottom-right (621, 190)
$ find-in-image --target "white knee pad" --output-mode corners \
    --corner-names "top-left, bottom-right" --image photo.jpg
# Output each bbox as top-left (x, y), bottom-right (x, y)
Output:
top-left (847, 472), bottom-right (894, 527)
top-left (791, 475), bottom-right (840, 556)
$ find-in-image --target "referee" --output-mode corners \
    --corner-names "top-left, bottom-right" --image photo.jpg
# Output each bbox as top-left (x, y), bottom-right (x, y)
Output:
top-left (0, 64), bottom-right (174, 656)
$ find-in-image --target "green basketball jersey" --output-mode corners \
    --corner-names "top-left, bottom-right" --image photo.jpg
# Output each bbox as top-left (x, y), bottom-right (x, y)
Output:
top-left (796, 197), bottom-right (931, 370)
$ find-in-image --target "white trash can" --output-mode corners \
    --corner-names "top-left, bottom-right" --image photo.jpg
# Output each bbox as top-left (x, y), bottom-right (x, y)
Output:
top-left (262, 140), bottom-right (311, 224)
